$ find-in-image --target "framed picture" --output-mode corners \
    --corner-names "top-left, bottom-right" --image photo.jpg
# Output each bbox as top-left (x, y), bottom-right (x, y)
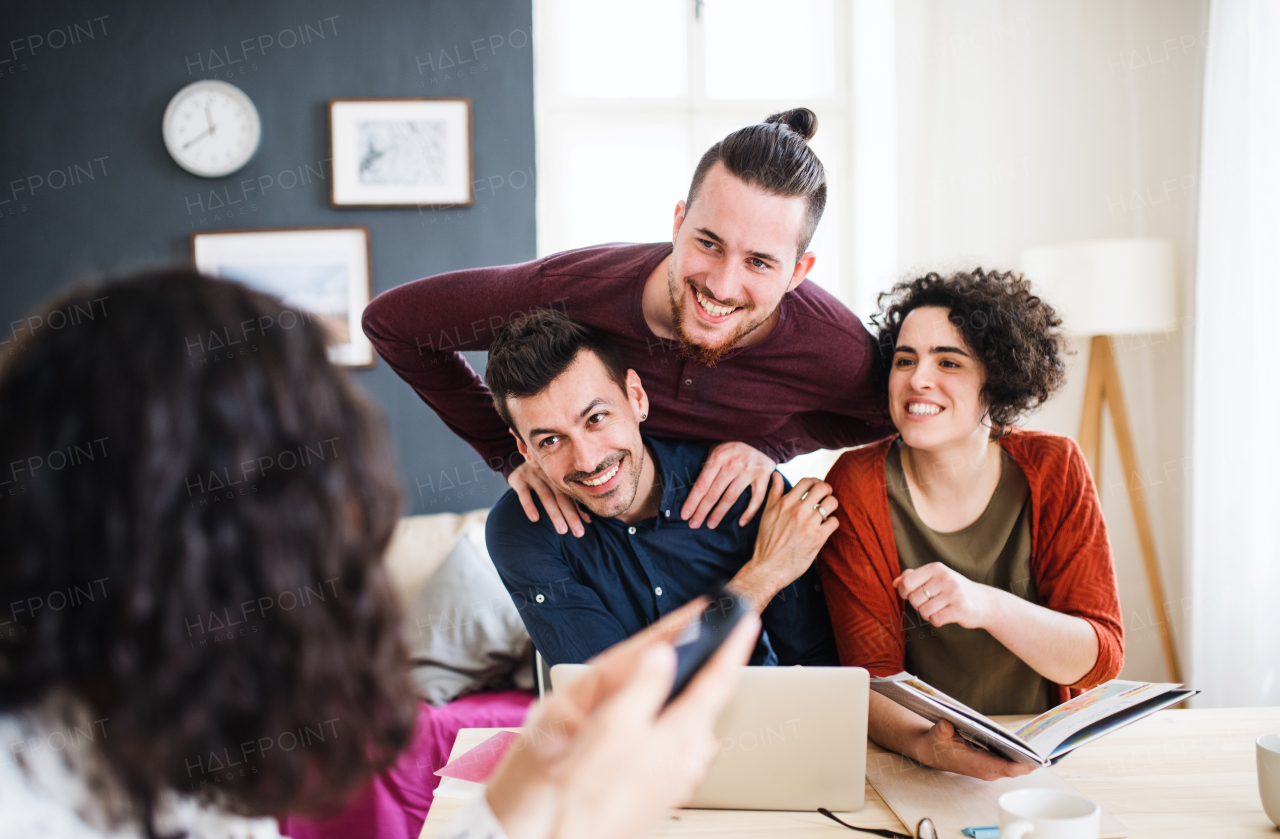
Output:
top-left (329, 97), bottom-right (473, 207)
top-left (191, 226), bottom-right (375, 368)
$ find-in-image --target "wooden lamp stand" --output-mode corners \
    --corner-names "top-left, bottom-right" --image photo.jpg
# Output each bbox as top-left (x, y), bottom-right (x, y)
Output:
top-left (1076, 335), bottom-right (1182, 683)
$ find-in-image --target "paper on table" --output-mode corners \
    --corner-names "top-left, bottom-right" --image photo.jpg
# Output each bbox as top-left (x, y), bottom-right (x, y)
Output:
top-left (433, 777), bottom-right (487, 801)
top-left (435, 730), bottom-right (521, 783)
top-left (865, 749), bottom-right (1127, 839)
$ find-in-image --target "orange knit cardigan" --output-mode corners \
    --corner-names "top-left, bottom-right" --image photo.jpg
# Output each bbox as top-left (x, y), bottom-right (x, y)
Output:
top-left (817, 429), bottom-right (1124, 707)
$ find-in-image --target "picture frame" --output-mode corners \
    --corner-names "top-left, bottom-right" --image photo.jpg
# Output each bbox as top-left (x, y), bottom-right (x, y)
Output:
top-left (190, 226), bottom-right (375, 368)
top-left (329, 97), bottom-right (474, 207)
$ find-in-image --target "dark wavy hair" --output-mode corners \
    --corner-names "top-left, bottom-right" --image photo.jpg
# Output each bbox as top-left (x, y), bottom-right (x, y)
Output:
top-left (687, 107), bottom-right (827, 256)
top-left (485, 308), bottom-right (628, 438)
top-left (874, 268), bottom-right (1067, 428)
top-left (0, 269), bottom-right (416, 830)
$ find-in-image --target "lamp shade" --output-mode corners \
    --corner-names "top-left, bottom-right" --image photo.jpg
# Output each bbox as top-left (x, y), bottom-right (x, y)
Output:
top-left (1018, 238), bottom-right (1179, 336)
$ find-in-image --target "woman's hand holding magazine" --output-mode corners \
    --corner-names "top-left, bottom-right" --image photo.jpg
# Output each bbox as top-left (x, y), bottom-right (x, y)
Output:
top-left (871, 673), bottom-right (1197, 770)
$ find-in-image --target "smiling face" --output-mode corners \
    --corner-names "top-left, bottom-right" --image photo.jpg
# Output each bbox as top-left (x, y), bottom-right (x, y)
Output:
top-left (507, 350), bottom-right (651, 520)
top-left (667, 162), bottom-right (816, 365)
top-left (889, 306), bottom-right (990, 451)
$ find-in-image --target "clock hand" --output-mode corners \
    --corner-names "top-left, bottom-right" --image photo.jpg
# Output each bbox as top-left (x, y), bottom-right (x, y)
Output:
top-left (205, 101), bottom-right (216, 136)
top-left (182, 127), bottom-right (214, 150)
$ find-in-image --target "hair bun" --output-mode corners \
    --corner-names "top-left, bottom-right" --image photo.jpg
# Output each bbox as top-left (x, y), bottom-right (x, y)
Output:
top-left (765, 107), bottom-right (818, 141)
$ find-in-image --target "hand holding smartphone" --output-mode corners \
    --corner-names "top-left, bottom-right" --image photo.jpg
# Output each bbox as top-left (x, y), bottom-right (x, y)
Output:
top-left (667, 587), bottom-right (752, 704)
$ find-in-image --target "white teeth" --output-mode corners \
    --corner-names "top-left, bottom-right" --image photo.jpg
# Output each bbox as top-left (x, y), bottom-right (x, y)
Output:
top-left (581, 462), bottom-right (620, 487)
top-left (695, 288), bottom-right (737, 318)
top-left (907, 403), bottom-right (942, 416)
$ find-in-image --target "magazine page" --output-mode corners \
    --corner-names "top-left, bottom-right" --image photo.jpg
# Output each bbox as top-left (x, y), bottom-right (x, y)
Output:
top-left (1013, 680), bottom-right (1180, 755)
top-left (871, 673), bottom-right (995, 730)
top-left (1047, 689), bottom-right (1197, 759)
top-left (891, 674), bottom-right (991, 722)
top-left (871, 674), bottom-right (1045, 765)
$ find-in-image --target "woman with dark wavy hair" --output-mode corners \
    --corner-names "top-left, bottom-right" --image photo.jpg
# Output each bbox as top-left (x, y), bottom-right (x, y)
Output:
top-left (817, 269), bottom-right (1124, 781)
top-left (0, 269), bottom-right (756, 839)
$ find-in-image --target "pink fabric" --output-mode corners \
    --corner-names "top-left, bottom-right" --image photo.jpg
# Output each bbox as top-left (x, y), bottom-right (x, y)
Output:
top-left (281, 691), bottom-right (535, 839)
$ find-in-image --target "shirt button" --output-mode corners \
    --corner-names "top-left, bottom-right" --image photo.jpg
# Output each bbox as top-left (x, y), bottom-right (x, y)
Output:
top-left (535, 594), bottom-right (545, 603)
top-left (655, 587), bottom-right (663, 596)
top-left (664, 510), bottom-right (670, 517)
top-left (628, 526), bottom-right (637, 535)
top-left (684, 378), bottom-right (693, 386)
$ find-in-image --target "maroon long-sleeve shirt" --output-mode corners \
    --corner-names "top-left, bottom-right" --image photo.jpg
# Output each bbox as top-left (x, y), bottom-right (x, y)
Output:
top-left (362, 242), bottom-right (893, 473)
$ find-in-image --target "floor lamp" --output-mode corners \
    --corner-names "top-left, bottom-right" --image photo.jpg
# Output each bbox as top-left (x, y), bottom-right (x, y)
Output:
top-left (1020, 239), bottom-right (1183, 684)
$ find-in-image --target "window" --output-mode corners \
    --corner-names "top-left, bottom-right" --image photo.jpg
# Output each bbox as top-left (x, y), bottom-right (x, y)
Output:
top-left (533, 0), bottom-right (853, 304)
top-left (532, 0), bottom-right (897, 477)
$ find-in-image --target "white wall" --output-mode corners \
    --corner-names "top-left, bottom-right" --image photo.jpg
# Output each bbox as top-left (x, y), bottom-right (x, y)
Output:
top-left (892, 0), bottom-right (1208, 683)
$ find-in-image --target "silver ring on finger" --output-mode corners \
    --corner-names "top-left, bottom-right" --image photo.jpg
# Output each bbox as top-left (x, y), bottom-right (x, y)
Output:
top-left (814, 502), bottom-right (827, 522)
top-left (923, 587), bottom-right (932, 600)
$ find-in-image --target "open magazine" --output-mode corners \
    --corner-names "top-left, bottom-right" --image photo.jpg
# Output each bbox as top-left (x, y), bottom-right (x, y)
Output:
top-left (871, 673), bottom-right (1198, 767)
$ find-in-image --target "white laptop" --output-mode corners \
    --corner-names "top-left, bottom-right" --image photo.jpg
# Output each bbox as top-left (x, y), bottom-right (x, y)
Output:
top-left (550, 664), bottom-right (869, 812)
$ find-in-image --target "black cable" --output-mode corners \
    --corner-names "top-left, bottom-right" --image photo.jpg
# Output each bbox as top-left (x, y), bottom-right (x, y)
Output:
top-left (817, 808), bottom-right (913, 839)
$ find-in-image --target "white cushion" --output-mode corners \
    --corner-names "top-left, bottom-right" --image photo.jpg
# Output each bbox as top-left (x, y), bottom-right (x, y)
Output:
top-left (404, 527), bottom-right (534, 704)
top-left (383, 509), bottom-right (490, 607)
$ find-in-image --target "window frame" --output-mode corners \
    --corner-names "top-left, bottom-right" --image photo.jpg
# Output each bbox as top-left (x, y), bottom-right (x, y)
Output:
top-left (532, 0), bottom-right (856, 305)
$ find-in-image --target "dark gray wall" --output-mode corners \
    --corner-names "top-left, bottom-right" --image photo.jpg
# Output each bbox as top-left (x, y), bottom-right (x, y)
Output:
top-left (0, 0), bottom-right (533, 514)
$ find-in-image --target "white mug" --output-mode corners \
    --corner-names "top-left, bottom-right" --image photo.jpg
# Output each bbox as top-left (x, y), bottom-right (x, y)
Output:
top-left (1259, 733), bottom-right (1280, 828)
top-left (998, 788), bottom-right (1100, 839)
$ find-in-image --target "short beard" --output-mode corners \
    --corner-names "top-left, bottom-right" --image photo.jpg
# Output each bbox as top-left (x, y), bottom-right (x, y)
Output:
top-left (563, 448), bottom-right (645, 519)
top-left (667, 262), bottom-right (769, 367)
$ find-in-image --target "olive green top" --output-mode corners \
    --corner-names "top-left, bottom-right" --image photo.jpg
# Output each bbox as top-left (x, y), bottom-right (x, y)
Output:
top-left (885, 440), bottom-right (1053, 715)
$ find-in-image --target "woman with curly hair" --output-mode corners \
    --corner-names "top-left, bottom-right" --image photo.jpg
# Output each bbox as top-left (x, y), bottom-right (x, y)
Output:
top-left (817, 269), bottom-right (1123, 781)
top-left (0, 269), bottom-right (756, 839)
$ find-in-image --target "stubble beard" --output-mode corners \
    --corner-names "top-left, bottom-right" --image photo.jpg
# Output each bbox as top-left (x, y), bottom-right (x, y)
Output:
top-left (667, 261), bottom-right (769, 367)
top-left (564, 447), bottom-right (646, 519)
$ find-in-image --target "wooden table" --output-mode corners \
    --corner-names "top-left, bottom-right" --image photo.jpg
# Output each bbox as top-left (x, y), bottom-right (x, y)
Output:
top-left (420, 707), bottom-right (1280, 838)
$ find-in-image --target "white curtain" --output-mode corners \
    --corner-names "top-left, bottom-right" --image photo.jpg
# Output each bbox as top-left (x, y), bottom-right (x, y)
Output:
top-left (1190, 0), bottom-right (1280, 707)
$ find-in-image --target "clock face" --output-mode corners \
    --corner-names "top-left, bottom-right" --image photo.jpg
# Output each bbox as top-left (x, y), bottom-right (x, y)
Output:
top-left (162, 80), bottom-right (261, 178)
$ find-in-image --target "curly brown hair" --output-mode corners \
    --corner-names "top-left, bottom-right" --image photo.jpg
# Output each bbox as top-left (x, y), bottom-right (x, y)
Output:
top-left (874, 268), bottom-right (1067, 428)
top-left (0, 269), bottom-right (417, 830)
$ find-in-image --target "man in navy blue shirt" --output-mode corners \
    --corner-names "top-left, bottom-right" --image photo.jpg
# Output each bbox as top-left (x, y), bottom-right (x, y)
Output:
top-left (482, 309), bottom-right (842, 667)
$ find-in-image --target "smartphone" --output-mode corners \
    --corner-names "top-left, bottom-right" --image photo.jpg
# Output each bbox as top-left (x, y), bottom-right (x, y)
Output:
top-left (666, 587), bottom-right (751, 705)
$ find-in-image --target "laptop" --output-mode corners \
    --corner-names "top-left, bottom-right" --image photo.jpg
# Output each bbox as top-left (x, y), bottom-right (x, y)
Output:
top-left (549, 664), bottom-right (869, 812)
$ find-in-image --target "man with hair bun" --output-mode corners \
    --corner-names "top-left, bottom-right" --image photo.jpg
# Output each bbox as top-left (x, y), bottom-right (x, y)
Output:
top-left (364, 109), bottom-right (893, 539)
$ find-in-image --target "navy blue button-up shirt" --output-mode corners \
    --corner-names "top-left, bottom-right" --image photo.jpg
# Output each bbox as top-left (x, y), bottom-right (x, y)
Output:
top-left (485, 435), bottom-right (838, 668)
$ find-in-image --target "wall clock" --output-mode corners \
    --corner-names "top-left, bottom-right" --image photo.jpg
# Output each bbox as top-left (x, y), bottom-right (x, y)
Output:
top-left (162, 80), bottom-right (261, 178)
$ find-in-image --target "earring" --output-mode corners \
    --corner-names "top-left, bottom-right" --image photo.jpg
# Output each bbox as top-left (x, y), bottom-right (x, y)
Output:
top-left (640, 413), bottom-right (647, 420)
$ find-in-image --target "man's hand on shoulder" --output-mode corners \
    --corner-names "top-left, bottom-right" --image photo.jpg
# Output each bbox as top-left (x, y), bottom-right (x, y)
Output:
top-left (681, 442), bottom-right (777, 529)
top-left (729, 474), bottom-right (839, 610)
top-left (508, 460), bottom-right (590, 538)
